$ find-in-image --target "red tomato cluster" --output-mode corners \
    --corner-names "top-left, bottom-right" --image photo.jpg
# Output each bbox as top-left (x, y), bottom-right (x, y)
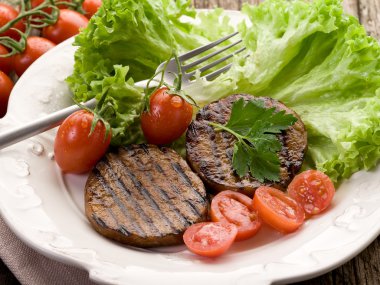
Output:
top-left (184, 169), bottom-right (335, 258)
top-left (0, 1), bottom-right (102, 118)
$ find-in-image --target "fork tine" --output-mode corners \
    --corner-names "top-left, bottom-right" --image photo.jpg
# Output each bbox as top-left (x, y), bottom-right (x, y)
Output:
top-left (204, 63), bottom-right (233, 81)
top-left (178, 31), bottom-right (239, 62)
top-left (186, 46), bottom-right (246, 77)
top-left (182, 39), bottom-right (243, 71)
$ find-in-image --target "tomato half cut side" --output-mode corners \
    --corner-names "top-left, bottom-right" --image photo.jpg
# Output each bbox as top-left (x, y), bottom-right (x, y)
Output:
top-left (183, 222), bottom-right (237, 257)
top-left (211, 190), bottom-right (261, 241)
top-left (253, 186), bottom-right (305, 234)
top-left (288, 170), bottom-right (335, 216)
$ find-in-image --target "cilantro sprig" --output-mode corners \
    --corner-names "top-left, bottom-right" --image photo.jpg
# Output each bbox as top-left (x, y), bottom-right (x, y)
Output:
top-left (209, 98), bottom-right (297, 182)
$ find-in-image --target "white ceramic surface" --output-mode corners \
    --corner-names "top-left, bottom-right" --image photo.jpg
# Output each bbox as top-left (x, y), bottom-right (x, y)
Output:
top-left (0, 11), bottom-right (380, 285)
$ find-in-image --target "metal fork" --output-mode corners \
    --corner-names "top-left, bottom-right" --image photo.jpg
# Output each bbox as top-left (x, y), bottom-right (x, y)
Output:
top-left (0, 32), bottom-right (245, 150)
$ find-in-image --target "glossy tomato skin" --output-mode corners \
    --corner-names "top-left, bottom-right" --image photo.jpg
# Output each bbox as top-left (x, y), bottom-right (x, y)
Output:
top-left (0, 71), bottom-right (14, 118)
top-left (211, 190), bottom-right (261, 241)
top-left (253, 186), bottom-right (305, 234)
top-left (54, 110), bottom-right (111, 174)
top-left (0, 3), bottom-right (25, 41)
top-left (12, 36), bottom-right (56, 77)
top-left (141, 87), bottom-right (193, 145)
top-left (42, 9), bottom-right (89, 44)
top-left (183, 222), bottom-right (237, 257)
top-left (0, 44), bottom-right (12, 74)
top-left (30, 0), bottom-right (71, 21)
top-left (82, 0), bottom-right (102, 18)
top-left (288, 170), bottom-right (335, 216)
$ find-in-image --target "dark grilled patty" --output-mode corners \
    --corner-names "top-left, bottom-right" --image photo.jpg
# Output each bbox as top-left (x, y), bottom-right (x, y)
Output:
top-left (186, 94), bottom-right (307, 197)
top-left (85, 144), bottom-right (209, 248)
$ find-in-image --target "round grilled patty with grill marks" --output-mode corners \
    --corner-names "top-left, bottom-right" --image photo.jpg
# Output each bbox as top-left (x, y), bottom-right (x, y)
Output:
top-left (186, 94), bottom-right (307, 197)
top-left (85, 144), bottom-right (209, 248)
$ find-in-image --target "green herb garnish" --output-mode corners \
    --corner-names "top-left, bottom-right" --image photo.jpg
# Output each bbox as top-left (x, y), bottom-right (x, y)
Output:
top-left (210, 98), bottom-right (297, 182)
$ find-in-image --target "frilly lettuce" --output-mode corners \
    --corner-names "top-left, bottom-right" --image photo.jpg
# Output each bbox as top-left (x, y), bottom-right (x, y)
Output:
top-left (67, 0), bottom-right (380, 182)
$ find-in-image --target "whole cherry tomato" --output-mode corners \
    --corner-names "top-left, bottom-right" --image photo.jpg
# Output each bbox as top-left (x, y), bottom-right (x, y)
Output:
top-left (141, 87), bottom-right (193, 145)
top-left (211, 190), bottom-right (261, 241)
top-left (287, 170), bottom-right (335, 216)
top-left (183, 222), bottom-right (237, 258)
top-left (0, 44), bottom-right (12, 74)
top-left (12, 36), bottom-right (56, 77)
top-left (54, 110), bottom-right (111, 173)
top-left (0, 71), bottom-right (14, 118)
top-left (253, 186), bottom-right (305, 234)
top-left (82, 0), bottom-right (102, 18)
top-left (42, 9), bottom-right (89, 44)
top-left (0, 3), bottom-right (25, 41)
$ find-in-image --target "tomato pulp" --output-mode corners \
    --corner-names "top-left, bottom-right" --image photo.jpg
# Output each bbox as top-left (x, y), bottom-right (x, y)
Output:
top-left (183, 222), bottom-right (237, 257)
top-left (211, 190), bottom-right (261, 241)
top-left (288, 170), bottom-right (335, 216)
top-left (253, 186), bottom-right (305, 233)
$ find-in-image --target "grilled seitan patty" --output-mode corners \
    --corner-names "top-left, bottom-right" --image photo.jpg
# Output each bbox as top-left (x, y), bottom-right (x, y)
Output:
top-left (85, 144), bottom-right (209, 248)
top-left (186, 94), bottom-right (307, 197)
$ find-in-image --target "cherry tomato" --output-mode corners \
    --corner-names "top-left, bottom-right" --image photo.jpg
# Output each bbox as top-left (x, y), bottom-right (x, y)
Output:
top-left (0, 45), bottom-right (12, 74)
top-left (54, 110), bottom-right (111, 173)
top-left (253, 186), bottom-right (305, 234)
top-left (141, 87), bottom-right (193, 145)
top-left (183, 222), bottom-right (237, 257)
top-left (0, 71), bottom-right (14, 118)
top-left (82, 0), bottom-right (102, 18)
top-left (30, 0), bottom-right (71, 22)
top-left (287, 170), bottom-right (335, 216)
top-left (0, 3), bottom-right (25, 41)
top-left (12, 36), bottom-right (56, 77)
top-left (42, 9), bottom-right (89, 44)
top-left (211, 190), bottom-right (261, 241)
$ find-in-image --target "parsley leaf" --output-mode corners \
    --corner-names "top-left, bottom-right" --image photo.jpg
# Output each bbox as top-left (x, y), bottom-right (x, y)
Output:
top-left (211, 98), bottom-right (297, 182)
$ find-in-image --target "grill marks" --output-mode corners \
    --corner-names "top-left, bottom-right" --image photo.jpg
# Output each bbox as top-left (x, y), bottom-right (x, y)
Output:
top-left (85, 144), bottom-right (208, 247)
top-left (186, 94), bottom-right (308, 197)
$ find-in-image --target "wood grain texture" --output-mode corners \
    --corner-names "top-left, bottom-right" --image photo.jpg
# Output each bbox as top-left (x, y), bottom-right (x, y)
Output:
top-left (359, 0), bottom-right (380, 39)
top-left (343, 0), bottom-right (360, 17)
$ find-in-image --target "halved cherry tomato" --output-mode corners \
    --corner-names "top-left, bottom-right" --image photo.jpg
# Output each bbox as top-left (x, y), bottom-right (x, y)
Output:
top-left (0, 3), bottom-right (25, 41)
top-left (0, 71), bottom-right (14, 118)
top-left (0, 44), bottom-right (12, 74)
top-left (42, 9), bottom-right (89, 44)
top-left (12, 36), bottom-right (56, 77)
top-left (253, 186), bottom-right (305, 234)
top-left (82, 0), bottom-right (102, 19)
top-left (287, 170), bottom-right (335, 216)
top-left (211, 190), bottom-right (261, 241)
top-left (141, 87), bottom-right (193, 145)
top-left (183, 222), bottom-right (237, 257)
top-left (54, 110), bottom-right (111, 173)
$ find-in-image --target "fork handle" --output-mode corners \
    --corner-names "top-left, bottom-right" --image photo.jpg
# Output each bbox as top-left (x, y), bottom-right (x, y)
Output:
top-left (0, 98), bottom-right (97, 150)
top-left (0, 79), bottom-right (152, 151)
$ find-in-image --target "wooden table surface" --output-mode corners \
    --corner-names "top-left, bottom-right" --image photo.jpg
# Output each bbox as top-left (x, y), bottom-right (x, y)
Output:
top-left (1, 0), bottom-right (380, 284)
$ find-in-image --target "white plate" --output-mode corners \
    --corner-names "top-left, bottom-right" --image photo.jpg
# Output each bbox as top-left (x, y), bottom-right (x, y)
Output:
top-left (1, 10), bottom-right (380, 285)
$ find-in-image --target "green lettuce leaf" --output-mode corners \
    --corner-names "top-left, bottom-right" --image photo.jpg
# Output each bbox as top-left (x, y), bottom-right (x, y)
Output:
top-left (186, 0), bottom-right (380, 182)
top-left (67, 0), bottom-right (380, 183)
top-left (66, 0), bottom-right (234, 145)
